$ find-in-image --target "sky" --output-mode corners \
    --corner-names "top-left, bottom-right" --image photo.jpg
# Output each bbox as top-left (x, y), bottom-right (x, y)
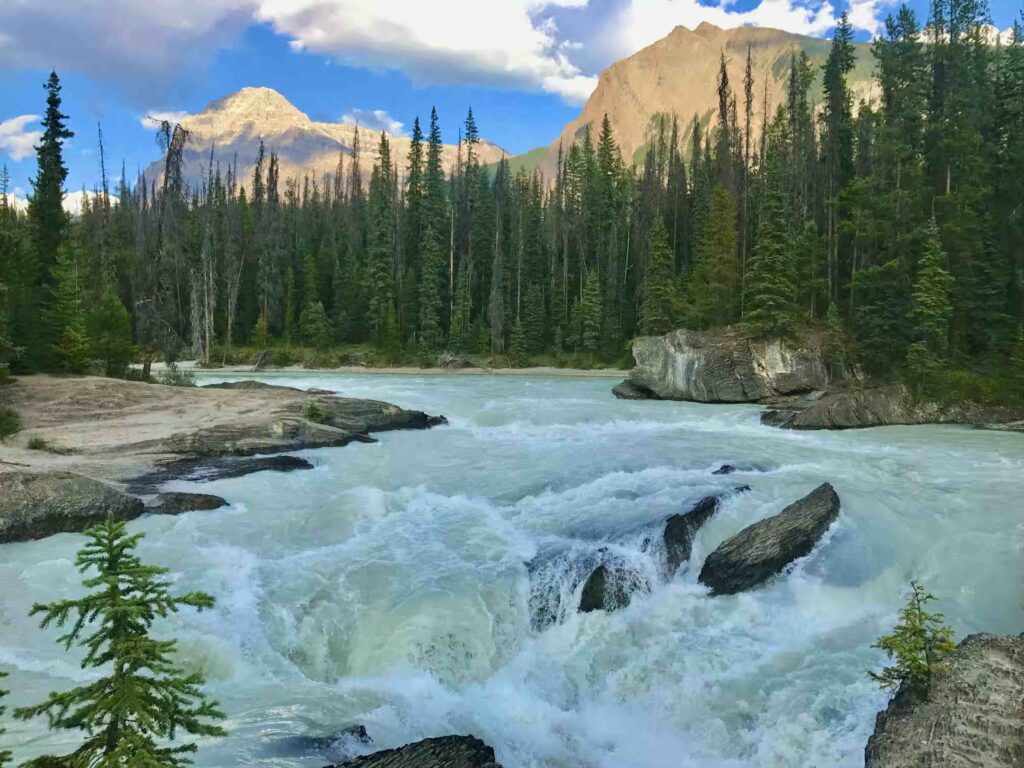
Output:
top-left (0, 0), bottom-right (1019, 206)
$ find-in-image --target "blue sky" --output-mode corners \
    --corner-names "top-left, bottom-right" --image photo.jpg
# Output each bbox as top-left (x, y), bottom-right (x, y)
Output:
top-left (0, 0), bottom-right (1019, 204)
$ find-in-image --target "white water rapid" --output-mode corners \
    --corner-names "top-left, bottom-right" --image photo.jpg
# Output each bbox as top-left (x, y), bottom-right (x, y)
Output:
top-left (1, 373), bottom-right (1021, 766)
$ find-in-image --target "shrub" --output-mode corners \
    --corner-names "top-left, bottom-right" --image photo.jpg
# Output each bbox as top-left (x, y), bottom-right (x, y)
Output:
top-left (869, 581), bottom-right (956, 699)
top-left (156, 363), bottom-right (196, 387)
top-left (304, 401), bottom-right (329, 424)
top-left (0, 407), bottom-right (19, 439)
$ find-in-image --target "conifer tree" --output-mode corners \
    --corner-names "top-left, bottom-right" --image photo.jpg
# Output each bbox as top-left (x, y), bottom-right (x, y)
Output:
top-left (87, 284), bottom-right (134, 377)
top-left (579, 268), bottom-right (603, 353)
top-left (300, 301), bottom-right (333, 350)
top-left (45, 247), bottom-right (90, 372)
top-left (745, 111), bottom-right (798, 337)
top-left (684, 186), bottom-right (739, 329)
top-left (15, 516), bottom-right (226, 767)
top-left (640, 218), bottom-right (679, 335)
top-left (911, 220), bottom-right (954, 355)
top-left (29, 71), bottom-right (74, 289)
top-left (366, 132), bottom-right (395, 344)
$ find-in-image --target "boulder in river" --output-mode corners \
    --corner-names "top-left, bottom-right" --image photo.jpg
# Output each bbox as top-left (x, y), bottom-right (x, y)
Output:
top-left (663, 494), bottom-right (721, 576)
top-left (330, 734), bottom-right (502, 768)
top-left (621, 328), bottom-right (835, 403)
top-left (698, 483), bottom-right (840, 595)
top-left (129, 454), bottom-right (313, 493)
top-left (145, 492), bottom-right (228, 514)
top-left (611, 380), bottom-right (657, 400)
top-left (578, 562), bottom-right (637, 613)
top-left (865, 633), bottom-right (1024, 768)
top-left (0, 470), bottom-right (144, 543)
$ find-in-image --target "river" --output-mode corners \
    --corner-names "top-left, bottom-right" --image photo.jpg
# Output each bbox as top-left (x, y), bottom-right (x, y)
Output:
top-left (2, 373), bottom-right (1022, 766)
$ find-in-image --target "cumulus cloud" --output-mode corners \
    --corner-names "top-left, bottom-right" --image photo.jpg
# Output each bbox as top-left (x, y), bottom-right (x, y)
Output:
top-left (140, 111), bottom-right (190, 130)
top-left (255, 0), bottom-right (598, 104)
top-left (0, 115), bottom-right (41, 161)
top-left (0, 0), bottom-right (899, 106)
top-left (341, 108), bottom-right (406, 135)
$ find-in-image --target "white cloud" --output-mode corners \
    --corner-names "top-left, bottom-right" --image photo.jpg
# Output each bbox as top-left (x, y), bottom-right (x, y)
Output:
top-left (341, 108), bottom-right (406, 135)
top-left (0, 115), bottom-right (41, 161)
top-left (254, 0), bottom-right (599, 104)
top-left (140, 111), bottom-right (191, 130)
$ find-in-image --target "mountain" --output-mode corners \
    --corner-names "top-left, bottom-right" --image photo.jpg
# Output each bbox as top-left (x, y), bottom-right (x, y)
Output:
top-left (534, 22), bottom-right (876, 179)
top-left (145, 87), bottom-right (506, 191)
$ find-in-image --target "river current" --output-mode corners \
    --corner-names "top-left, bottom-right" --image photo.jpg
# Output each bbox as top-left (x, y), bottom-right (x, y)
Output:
top-left (2, 373), bottom-right (1022, 766)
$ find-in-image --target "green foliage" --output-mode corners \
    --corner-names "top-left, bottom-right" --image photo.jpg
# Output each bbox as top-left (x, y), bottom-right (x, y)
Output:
top-left (45, 247), bottom-right (90, 372)
top-left (910, 220), bottom-right (954, 354)
top-left (508, 317), bottom-right (527, 367)
top-left (15, 515), bottom-right (226, 766)
top-left (304, 401), bottom-right (329, 424)
top-left (579, 269), bottom-right (603, 353)
top-left (869, 581), bottom-right (956, 699)
top-left (683, 186), bottom-right (738, 329)
top-left (156, 363), bottom-right (196, 388)
top-left (0, 406), bottom-right (18, 439)
top-left (251, 310), bottom-right (269, 350)
top-left (87, 286), bottom-right (134, 377)
top-left (0, 669), bottom-right (10, 766)
top-left (299, 301), bottom-right (333, 350)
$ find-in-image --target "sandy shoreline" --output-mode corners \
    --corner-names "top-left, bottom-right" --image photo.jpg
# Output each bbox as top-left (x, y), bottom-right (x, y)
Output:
top-left (158, 361), bottom-right (629, 379)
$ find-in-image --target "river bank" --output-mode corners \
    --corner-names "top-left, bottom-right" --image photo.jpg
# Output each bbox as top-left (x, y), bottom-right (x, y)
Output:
top-left (154, 360), bottom-right (628, 378)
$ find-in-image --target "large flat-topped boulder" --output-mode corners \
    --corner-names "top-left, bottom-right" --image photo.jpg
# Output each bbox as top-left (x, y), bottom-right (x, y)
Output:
top-left (698, 483), bottom-right (840, 595)
top-left (0, 470), bottom-right (144, 543)
top-left (624, 329), bottom-right (831, 402)
top-left (865, 633), bottom-right (1024, 768)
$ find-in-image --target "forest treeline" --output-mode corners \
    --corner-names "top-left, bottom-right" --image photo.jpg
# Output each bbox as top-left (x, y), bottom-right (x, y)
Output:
top-left (0, 2), bottom-right (1021, 399)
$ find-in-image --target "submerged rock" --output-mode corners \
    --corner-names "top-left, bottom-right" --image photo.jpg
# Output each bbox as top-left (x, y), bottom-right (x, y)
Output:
top-left (698, 483), bottom-right (840, 595)
top-left (865, 633), bottom-right (1024, 768)
top-left (0, 470), bottom-right (144, 543)
top-left (611, 380), bottom-right (657, 400)
top-left (761, 384), bottom-right (1022, 430)
top-left (145, 492), bottom-right (228, 515)
top-left (270, 724), bottom-right (371, 761)
top-left (330, 734), bottom-right (502, 768)
top-left (578, 561), bottom-right (638, 613)
top-left (129, 455), bottom-right (313, 493)
top-left (626, 328), bottom-right (835, 403)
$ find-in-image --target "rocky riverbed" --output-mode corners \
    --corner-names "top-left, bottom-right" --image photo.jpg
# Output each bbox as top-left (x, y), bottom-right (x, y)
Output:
top-left (0, 375), bottom-right (445, 541)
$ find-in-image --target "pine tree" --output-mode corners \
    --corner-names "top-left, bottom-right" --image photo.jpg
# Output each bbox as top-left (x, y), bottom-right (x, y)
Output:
top-left (45, 246), bottom-right (90, 372)
top-left (640, 218), bottom-right (679, 335)
top-left (745, 111), bottom-right (799, 338)
top-left (299, 301), bottom-right (333, 350)
top-left (366, 132), bottom-right (395, 345)
top-left (579, 268), bottom-right (603, 353)
top-left (15, 516), bottom-right (226, 767)
top-left (870, 581), bottom-right (956, 699)
top-left (508, 317), bottom-right (527, 367)
top-left (29, 71), bottom-right (74, 290)
top-left (87, 285), bottom-right (134, 377)
top-left (911, 219), bottom-right (954, 355)
top-left (684, 186), bottom-right (739, 329)
top-left (251, 309), bottom-right (270, 350)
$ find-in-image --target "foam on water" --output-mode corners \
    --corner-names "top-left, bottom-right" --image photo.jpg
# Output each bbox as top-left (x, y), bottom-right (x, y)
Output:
top-left (1, 373), bottom-right (1021, 767)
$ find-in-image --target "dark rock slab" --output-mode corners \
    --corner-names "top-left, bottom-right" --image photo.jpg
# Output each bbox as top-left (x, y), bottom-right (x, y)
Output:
top-left (698, 483), bottom-right (840, 595)
top-left (330, 734), bottom-right (501, 768)
top-left (761, 384), bottom-right (1022, 430)
top-left (611, 380), bottom-right (657, 400)
top-left (0, 470), bottom-right (144, 543)
top-left (578, 562), bottom-right (636, 613)
top-left (664, 494), bottom-right (721, 576)
top-left (128, 455), bottom-right (313, 494)
top-left (145, 492), bottom-right (228, 515)
top-left (865, 633), bottom-right (1024, 768)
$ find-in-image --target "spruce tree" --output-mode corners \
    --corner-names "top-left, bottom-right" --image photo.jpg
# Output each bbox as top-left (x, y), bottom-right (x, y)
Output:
top-left (579, 269), bottom-right (603, 353)
top-left (45, 247), bottom-right (90, 372)
top-left (640, 218), bottom-right (679, 335)
top-left (29, 71), bottom-right (74, 290)
top-left (910, 219), bottom-right (954, 355)
top-left (15, 516), bottom-right (226, 767)
top-left (684, 186), bottom-right (739, 329)
top-left (745, 111), bottom-right (799, 338)
top-left (299, 301), bottom-right (333, 350)
top-left (87, 285), bottom-right (134, 377)
top-left (366, 132), bottom-right (395, 345)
